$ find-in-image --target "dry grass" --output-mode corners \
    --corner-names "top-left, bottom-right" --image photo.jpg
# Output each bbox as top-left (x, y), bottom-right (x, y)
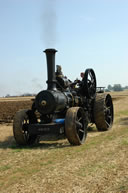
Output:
top-left (0, 91), bottom-right (128, 193)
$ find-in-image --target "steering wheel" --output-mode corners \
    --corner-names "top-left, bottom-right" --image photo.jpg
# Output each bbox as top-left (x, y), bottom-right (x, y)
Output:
top-left (82, 68), bottom-right (96, 99)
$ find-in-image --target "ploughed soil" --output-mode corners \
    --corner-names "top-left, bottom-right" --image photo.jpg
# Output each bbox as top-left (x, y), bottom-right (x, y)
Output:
top-left (0, 97), bottom-right (33, 123)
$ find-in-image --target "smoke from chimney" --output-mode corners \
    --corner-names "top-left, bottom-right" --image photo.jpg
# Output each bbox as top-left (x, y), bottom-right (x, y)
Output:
top-left (42, 0), bottom-right (57, 48)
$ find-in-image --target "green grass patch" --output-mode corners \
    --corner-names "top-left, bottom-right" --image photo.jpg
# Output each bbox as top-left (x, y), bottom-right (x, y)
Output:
top-left (115, 110), bottom-right (128, 118)
top-left (40, 160), bottom-right (53, 166)
top-left (0, 165), bottom-right (11, 171)
top-left (121, 139), bottom-right (128, 146)
top-left (12, 148), bottom-right (23, 153)
top-left (14, 166), bottom-right (40, 176)
top-left (78, 163), bottom-right (103, 177)
top-left (0, 182), bottom-right (4, 188)
top-left (118, 185), bottom-right (128, 192)
top-left (88, 125), bottom-right (97, 132)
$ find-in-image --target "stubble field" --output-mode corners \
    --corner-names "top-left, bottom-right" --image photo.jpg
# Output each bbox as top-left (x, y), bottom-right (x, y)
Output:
top-left (0, 91), bottom-right (128, 193)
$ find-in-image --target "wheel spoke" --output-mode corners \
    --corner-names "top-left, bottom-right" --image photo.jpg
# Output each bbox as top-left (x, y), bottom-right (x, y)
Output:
top-left (89, 71), bottom-right (93, 79)
top-left (105, 120), bottom-right (110, 127)
top-left (107, 115), bottom-right (112, 119)
top-left (75, 121), bottom-right (82, 129)
top-left (24, 131), bottom-right (29, 141)
top-left (79, 129), bottom-right (84, 133)
top-left (78, 117), bottom-right (82, 122)
top-left (106, 106), bottom-right (111, 110)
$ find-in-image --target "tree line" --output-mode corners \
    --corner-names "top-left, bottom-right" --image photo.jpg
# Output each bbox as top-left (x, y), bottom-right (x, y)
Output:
top-left (106, 84), bottom-right (128, 92)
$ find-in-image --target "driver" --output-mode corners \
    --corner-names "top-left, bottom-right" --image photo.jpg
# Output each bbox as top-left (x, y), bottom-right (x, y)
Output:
top-left (80, 72), bottom-right (85, 79)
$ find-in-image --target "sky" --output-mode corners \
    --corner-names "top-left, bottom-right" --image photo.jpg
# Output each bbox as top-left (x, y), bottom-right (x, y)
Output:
top-left (0, 0), bottom-right (128, 97)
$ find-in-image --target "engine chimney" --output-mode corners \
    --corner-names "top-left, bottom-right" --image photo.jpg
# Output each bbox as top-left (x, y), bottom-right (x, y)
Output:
top-left (44, 48), bottom-right (57, 90)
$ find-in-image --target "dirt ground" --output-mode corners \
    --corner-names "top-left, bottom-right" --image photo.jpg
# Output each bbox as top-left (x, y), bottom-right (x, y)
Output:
top-left (0, 92), bottom-right (128, 193)
top-left (0, 97), bottom-right (33, 123)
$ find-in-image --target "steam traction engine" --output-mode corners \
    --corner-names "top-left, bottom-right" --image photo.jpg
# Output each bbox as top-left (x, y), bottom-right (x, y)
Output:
top-left (13, 49), bottom-right (114, 146)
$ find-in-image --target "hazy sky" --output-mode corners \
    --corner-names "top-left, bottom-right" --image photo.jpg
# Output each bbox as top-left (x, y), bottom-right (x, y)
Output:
top-left (0, 0), bottom-right (128, 97)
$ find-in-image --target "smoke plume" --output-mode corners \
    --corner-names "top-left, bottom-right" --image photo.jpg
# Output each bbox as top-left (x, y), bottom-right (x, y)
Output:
top-left (42, 0), bottom-right (57, 48)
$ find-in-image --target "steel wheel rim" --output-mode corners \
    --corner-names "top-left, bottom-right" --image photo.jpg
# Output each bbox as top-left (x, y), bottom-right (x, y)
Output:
top-left (65, 107), bottom-right (88, 145)
top-left (104, 95), bottom-right (113, 128)
top-left (75, 109), bottom-right (86, 142)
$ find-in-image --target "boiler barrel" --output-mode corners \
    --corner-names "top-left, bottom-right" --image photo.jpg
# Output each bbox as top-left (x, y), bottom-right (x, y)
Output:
top-left (35, 90), bottom-right (67, 114)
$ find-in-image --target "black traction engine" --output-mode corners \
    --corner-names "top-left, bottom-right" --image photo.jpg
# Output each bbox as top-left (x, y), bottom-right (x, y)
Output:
top-left (13, 49), bottom-right (114, 146)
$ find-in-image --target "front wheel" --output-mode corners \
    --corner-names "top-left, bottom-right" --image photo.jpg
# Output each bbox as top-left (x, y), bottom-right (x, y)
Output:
top-left (65, 107), bottom-right (88, 145)
top-left (13, 109), bottom-right (38, 145)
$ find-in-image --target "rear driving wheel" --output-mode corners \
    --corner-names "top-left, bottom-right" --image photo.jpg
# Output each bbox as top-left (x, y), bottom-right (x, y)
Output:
top-left (93, 94), bottom-right (114, 131)
top-left (13, 109), bottom-right (38, 145)
top-left (65, 107), bottom-right (88, 145)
